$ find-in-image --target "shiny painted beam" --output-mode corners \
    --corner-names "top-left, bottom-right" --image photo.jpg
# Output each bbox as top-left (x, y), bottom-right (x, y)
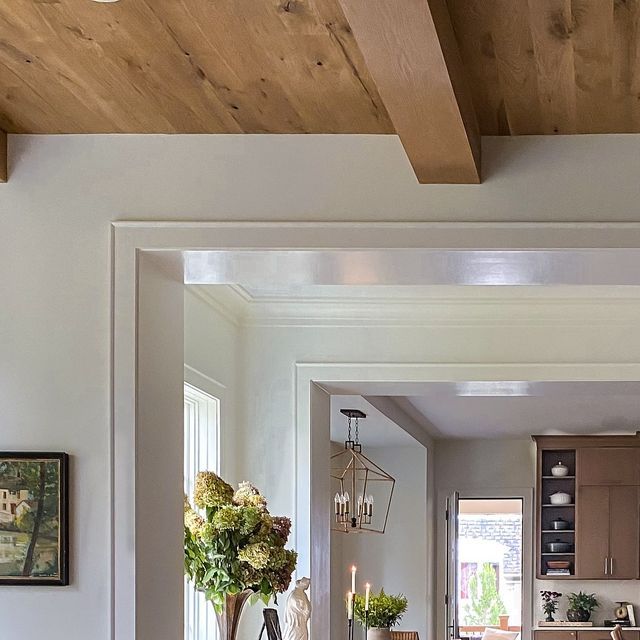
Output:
top-left (183, 249), bottom-right (640, 286)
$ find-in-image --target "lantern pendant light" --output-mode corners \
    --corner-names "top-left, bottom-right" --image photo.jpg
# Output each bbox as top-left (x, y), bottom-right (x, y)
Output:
top-left (331, 409), bottom-right (395, 534)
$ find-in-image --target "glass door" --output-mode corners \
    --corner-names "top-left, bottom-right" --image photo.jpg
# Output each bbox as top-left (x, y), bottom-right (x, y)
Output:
top-left (446, 491), bottom-right (460, 640)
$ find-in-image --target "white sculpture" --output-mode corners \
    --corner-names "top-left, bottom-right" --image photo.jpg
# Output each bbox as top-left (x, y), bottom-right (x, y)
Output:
top-left (283, 577), bottom-right (311, 640)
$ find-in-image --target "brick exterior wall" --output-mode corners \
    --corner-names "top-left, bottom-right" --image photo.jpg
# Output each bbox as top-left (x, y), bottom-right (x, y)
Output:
top-left (459, 515), bottom-right (522, 575)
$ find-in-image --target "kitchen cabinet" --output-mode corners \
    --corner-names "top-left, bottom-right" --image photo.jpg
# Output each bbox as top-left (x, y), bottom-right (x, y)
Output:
top-left (576, 484), bottom-right (639, 579)
top-left (579, 447), bottom-right (640, 485)
top-left (534, 435), bottom-right (640, 580)
top-left (575, 485), bottom-right (609, 578)
top-left (534, 631), bottom-right (577, 640)
top-left (534, 630), bottom-right (640, 640)
top-left (578, 631), bottom-right (640, 640)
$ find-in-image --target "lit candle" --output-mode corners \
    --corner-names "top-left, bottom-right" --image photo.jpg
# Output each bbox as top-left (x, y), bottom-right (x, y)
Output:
top-left (351, 565), bottom-right (357, 594)
top-left (347, 591), bottom-right (353, 620)
top-left (335, 493), bottom-right (340, 516)
top-left (365, 583), bottom-right (371, 611)
top-left (345, 492), bottom-right (350, 516)
top-left (368, 495), bottom-right (374, 517)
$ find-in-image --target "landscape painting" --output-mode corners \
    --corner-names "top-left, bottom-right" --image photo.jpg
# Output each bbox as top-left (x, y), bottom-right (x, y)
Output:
top-left (0, 453), bottom-right (68, 585)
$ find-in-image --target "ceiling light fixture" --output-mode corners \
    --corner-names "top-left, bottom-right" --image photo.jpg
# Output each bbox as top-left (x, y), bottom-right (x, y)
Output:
top-left (331, 409), bottom-right (395, 534)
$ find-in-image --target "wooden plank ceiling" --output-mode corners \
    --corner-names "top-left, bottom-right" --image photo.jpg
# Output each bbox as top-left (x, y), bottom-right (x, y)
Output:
top-left (0, 0), bottom-right (392, 134)
top-left (0, 0), bottom-right (639, 181)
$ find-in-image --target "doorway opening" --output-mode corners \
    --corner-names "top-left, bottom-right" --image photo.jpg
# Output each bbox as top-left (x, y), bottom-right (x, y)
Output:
top-left (457, 498), bottom-right (523, 639)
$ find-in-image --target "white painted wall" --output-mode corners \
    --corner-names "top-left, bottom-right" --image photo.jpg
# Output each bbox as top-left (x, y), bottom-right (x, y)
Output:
top-left (184, 289), bottom-right (241, 483)
top-left (5, 133), bottom-right (640, 640)
top-left (333, 446), bottom-right (428, 640)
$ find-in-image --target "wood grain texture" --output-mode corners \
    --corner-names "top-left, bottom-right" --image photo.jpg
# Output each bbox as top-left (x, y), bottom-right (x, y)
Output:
top-left (0, 0), bottom-right (392, 134)
top-left (0, 130), bottom-right (6, 183)
top-left (2, 0), bottom-right (640, 137)
top-left (447, 0), bottom-right (640, 134)
top-left (338, 0), bottom-right (481, 183)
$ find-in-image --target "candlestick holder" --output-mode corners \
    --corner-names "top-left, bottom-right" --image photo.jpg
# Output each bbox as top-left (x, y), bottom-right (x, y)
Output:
top-left (364, 611), bottom-right (369, 639)
top-left (348, 618), bottom-right (354, 640)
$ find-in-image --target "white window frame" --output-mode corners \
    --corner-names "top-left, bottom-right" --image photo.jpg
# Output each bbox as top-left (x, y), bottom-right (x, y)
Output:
top-left (184, 376), bottom-right (221, 640)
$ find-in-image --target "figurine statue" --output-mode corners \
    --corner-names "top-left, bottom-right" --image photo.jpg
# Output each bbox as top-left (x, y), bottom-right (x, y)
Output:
top-left (283, 577), bottom-right (311, 640)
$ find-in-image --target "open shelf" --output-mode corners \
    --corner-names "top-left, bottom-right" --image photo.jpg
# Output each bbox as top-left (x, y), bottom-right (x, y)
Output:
top-left (538, 448), bottom-right (577, 578)
top-left (542, 504), bottom-right (575, 508)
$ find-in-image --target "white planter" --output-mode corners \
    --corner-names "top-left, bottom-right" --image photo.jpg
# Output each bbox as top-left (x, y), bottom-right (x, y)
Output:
top-left (368, 629), bottom-right (392, 640)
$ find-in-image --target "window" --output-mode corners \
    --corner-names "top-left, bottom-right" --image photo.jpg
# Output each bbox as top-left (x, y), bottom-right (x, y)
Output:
top-left (184, 382), bottom-right (220, 640)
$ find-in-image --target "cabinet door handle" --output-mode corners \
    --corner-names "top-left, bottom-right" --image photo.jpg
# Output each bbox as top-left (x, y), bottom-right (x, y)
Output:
top-left (610, 557), bottom-right (614, 575)
top-left (604, 557), bottom-right (609, 575)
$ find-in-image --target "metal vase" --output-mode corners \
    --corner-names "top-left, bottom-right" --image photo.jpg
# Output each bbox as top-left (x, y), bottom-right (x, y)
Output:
top-left (367, 629), bottom-right (392, 640)
top-left (215, 590), bottom-right (254, 640)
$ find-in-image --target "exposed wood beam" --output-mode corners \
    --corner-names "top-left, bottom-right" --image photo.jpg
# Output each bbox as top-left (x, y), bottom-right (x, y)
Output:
top-left (0, 130), bottom-right (6, 183)
top-left (338, 0), bottom-right (481, 184)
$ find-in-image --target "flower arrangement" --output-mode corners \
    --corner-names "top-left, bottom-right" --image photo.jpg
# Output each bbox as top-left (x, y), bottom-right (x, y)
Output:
top-left (184, 472), bottom-right (297, 614)
top-left (353, 590), bottom-right (408, 629)
top-left (567, 592), bottom-right (599, 622)
top-left (540, 590), bottom-right (562, 622)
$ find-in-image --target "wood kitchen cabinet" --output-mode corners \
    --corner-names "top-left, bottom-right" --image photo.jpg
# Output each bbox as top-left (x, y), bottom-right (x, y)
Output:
top-left (534, 631), bottom-right (577, 640)
top-left (576, 484), bottom-right (639, 578)
top-left (534, 631), bottom-right (640, 640)
top-left (534, 435), bottom-right (640, 580)
top-left (579, 447), bottom-right (640, 485)
top-left (578, 631), bottom-right (640, 640)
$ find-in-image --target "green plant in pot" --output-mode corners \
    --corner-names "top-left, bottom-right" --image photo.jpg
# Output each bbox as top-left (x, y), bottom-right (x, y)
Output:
top-left (566, 592), bottom-right (599, 623)
top-left (354, 590), bottom-right (408, 640)
top-left (184, 472), bottom-right (297, 640)
top-left (540, 590), bottom-right (562, 623)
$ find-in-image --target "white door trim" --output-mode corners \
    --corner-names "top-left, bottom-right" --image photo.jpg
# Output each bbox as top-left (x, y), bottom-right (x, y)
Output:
top-left (112, 221), bottom-right (640, 639)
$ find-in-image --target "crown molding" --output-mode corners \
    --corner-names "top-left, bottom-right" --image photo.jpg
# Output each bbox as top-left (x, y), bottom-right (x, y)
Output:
top-left (187, 285), bottom-right (640, 328)
top-left (184, 284), bottom-right (246, 327)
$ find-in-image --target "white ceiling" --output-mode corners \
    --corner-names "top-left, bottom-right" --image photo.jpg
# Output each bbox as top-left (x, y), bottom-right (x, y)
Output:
top-left (330, 395), bottom-right (417, 448)
top-left (406, 382), bottom-right (640, 439)
top-left (231, 283), bottom-right (640, 301)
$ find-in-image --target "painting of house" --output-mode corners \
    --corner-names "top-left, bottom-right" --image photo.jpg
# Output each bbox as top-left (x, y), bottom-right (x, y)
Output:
top-left (0, 453), bottom-right (68, 585)
top-left (0, 478), bottom-right (30, 524)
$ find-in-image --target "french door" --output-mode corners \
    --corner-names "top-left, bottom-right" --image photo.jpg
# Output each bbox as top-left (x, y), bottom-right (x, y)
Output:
top-left (446, 491), bottom-right (460, 640)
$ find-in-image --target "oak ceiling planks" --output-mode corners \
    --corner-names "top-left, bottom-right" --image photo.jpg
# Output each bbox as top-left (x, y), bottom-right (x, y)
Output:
top-left (0, 0), bottom-right (392, 133)
top-left (447, 0), bottom-right (640, 135)
top-left (1, 0), bottom-right (640, 138)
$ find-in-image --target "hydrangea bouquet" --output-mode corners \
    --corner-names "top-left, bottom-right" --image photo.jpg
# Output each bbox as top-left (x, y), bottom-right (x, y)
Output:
top-left (184, 472), bottom-right (297, 639)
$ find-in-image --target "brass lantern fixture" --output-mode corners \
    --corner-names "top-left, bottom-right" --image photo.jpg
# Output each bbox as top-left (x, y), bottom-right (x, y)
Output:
top-left (331, 409), bottom-right (395, 534)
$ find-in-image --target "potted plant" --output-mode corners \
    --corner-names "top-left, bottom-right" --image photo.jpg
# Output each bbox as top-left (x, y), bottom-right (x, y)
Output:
top-left (184, 472), bottom-right (297, 640)
top-left (540, 590), bottom-right (562, 623)
top-left (354, 589), bottom-right (408, 640)
top-left (567, 592), bottom-right (599, 623)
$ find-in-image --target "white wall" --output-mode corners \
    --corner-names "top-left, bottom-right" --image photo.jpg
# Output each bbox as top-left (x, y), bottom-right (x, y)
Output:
top-left (184, 289), bottom-right (241, 483)
top-left (5, 133), bottom-right (640, 640)
top-left (333, 446), bottom-right (428, 639)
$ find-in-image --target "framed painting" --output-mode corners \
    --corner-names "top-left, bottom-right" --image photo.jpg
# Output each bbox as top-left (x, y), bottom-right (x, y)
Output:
top-left (0, 452), bottom-right (69, 586)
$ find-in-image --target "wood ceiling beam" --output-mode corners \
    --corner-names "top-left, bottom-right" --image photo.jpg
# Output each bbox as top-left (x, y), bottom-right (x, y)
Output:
top-left (0, 130), bottom-right (6, 183)
top-left (338, 0), bottom-right (481, 184)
